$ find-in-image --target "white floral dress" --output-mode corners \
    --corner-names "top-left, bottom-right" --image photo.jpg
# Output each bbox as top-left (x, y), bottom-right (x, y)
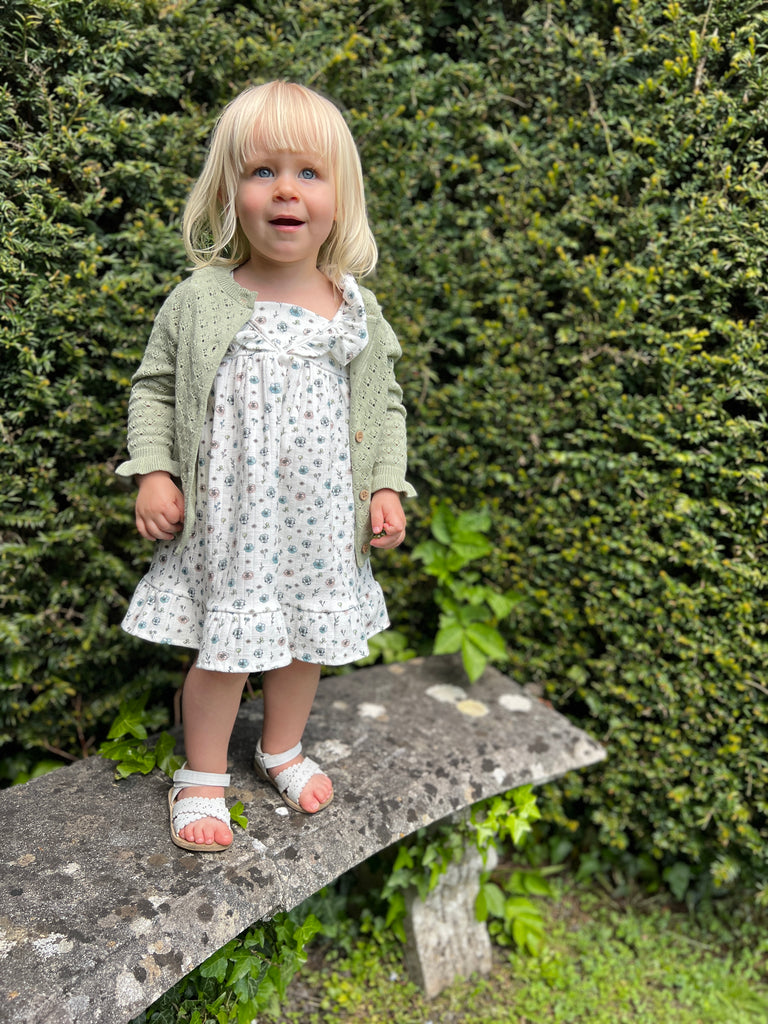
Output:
top-left (122, 276), bottom-right (389, 672)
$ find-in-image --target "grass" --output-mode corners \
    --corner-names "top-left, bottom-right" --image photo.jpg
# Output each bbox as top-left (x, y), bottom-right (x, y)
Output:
top-left (281, 882), bottom-right (768, 1024)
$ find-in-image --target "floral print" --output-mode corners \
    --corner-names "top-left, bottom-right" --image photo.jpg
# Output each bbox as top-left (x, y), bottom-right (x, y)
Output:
top-left (122, 276), bottom-right (389, 672)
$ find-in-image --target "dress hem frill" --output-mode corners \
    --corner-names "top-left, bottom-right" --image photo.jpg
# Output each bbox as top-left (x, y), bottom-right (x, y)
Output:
top-left (122, 578), bottom-right (389, 672)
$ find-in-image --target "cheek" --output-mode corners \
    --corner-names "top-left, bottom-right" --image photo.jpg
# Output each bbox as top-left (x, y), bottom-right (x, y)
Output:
top-left (233, 182), bottom-right (262, 218)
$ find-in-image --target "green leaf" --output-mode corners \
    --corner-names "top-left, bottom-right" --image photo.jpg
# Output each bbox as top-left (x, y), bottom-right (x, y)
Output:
top-left (199, 946), bottom-right (232, 983)
top-left (431, 501), bottom-right (455, 545)
top-left (476, 881), bottom-right (507, 920)
top-left (663, 862), bottom-right (693, 901)
top-left (411, 542), bottom-right (461, 581)
top-left (520, 871), bottom-right (556, 897)
top-left (106, 698), bottom-right (149, 740)
top-left (455, 508), bottom-right (491, 535)
top-left (114, 748), bottom-right (156, 777)
top-left (486, 590), bottom-right (523, 618)
top-left (510, 816), bottom-right (534, 846)
top-left (154, 732), bottom-right (184, 779)
top-left (465, 622), bottom-right (507, 660)
top-left (515, 916), bottom-right (545, 956)
top-left (411, 538), bottom-right (443, 567)
top-left (229, 801), bottom-right (248, 830)
top-left (227, 951), bottom-right (256, 985)
top-left (292, 913), bottom-right (323, 949)
top-left (434, 620), bottom-right (464, 655)
top-left (98, 737), bottom-right (144, 762)
top-left (450, 536), bottom-right (493, 565)
top-left (461, 635), bottom-right (488, 682)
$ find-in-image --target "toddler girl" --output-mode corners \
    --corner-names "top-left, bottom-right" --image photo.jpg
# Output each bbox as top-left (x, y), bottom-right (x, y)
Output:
top-left (117, 81), bottom-right (415, 851)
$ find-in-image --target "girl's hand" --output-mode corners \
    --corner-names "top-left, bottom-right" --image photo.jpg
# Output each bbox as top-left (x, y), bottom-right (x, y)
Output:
top-left (135, 471), bottom-right (185, 541)
top-left (370, 489), bottom-right (406, 549)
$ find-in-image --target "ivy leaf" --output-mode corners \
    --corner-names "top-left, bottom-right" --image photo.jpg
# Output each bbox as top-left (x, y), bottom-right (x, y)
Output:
top-left (229, 801), bottom-right (248, 830)
top-left (114, 748), bottom-right (156, 778)
top-left (154, 731), bottom-right (184, 779)
top-left (106, 699), bottom-right (148, 740)
top-left (199, 944), bottom-right (233, 983)
top-left (98, 737), bottom-right (144, 762)
top-left (291, 913), bottom-right (323, 949)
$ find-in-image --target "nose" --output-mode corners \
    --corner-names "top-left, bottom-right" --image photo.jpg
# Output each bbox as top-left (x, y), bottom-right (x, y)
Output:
top-left (273, 173), bottom-right (298, 200)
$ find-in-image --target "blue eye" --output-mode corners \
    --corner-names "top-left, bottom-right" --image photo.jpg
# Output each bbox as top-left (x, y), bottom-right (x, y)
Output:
top-left (299, 168), bottom-right (317, 180)
top-left (254, 167), bottom-right (273, 178)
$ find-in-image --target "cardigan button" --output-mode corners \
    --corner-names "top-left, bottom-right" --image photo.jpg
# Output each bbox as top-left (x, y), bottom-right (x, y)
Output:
top-left (354, 430), bottom-right (364, 443)
top-left (361, 543), bottom-right (370, 554)
top-left (359, 489), bottom-right (370, 501)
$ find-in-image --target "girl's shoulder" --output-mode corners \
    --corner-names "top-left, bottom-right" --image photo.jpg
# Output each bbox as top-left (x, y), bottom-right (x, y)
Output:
top-left (354, 283), bottom-right (401, 356)
top-left (159, 265), bottom-right (257, 316)
top-left (187, 264), bottom-right (254, 303)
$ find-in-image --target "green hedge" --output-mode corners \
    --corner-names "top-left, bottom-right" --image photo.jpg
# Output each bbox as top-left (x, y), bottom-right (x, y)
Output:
top-left (1, 0), bottom-right (767, 891)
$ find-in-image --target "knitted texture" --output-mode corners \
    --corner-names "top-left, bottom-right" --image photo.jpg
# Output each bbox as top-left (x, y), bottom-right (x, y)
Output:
top-left (117, 266), bottom-right (415, 567)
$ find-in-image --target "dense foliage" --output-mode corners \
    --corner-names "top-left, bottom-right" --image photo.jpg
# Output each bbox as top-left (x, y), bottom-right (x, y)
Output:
top-left (2, 0), bottom-right (767, 892)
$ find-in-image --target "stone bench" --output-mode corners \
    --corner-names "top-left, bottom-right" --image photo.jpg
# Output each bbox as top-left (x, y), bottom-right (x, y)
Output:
top-left (0, 654), bottom-right (605, 1024)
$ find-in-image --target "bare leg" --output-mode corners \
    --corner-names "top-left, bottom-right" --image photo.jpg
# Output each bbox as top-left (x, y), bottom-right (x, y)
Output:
top-left (261, 660), bottom-right (332, 812)
top-left (176, 666), bottom-right (248, 847)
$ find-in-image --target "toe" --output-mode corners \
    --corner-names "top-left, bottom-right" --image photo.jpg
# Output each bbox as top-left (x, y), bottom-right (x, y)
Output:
top-left (179, 817), bottom-right (232, 847)
top-left (300, 774), bottom-right (333, 812)
top-left (214, 821), bottom-right (234, 846)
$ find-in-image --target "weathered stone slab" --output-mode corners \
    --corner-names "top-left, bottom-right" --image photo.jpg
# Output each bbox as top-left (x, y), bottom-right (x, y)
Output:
top-left (0, 655), bottom-right (604, 1024)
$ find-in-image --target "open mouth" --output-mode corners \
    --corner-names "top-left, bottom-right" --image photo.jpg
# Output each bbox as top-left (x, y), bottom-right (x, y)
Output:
top-left (270, 217), bottom-right (304, 227)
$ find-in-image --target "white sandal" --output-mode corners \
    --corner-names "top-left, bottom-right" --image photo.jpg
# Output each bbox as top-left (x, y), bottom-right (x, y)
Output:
top-left (253, 740), bottom-right (333, 814)
top-left (168, 763), bottom-right (232, 852)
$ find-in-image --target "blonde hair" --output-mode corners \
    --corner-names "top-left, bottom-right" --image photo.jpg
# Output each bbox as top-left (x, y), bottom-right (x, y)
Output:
top-left (183, 81), bottom-right (377, 284)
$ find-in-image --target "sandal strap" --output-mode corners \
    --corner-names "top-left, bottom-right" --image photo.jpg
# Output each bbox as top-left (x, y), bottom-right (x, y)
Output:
top-left (173, 796), bottom-right (230, 832)
top-left (172, 763), bottom-right (231, 796)
top-left (273, 757), bottom-right (322, 806)
top-left (254, 740), bottom-right (302, 771)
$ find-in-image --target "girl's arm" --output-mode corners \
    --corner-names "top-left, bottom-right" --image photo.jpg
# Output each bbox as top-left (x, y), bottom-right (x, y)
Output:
top-left (116, 291), bottom-right (185, 541)
top-left (368, 317), bottom-right (413, 550)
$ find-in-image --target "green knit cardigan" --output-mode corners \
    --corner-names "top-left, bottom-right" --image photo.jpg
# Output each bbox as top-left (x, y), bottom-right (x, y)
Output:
top-left (116, 266), bottom-right (415, 567)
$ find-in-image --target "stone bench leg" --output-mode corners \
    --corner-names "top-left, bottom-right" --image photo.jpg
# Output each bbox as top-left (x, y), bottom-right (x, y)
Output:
top-left (403, 831), bottom-right (492, 999)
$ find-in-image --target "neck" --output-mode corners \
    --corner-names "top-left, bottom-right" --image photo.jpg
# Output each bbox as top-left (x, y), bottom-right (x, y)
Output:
top-left (233, 259), bottom-right (340, 316)
top-left (236, 256), bottom-right (329, 296)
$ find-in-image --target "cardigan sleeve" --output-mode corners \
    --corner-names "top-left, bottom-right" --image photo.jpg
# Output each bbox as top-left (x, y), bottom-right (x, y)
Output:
top-left (369, 315), bottom-right (417, 499)
top-left (115, 293), bottom-right (181, 480)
